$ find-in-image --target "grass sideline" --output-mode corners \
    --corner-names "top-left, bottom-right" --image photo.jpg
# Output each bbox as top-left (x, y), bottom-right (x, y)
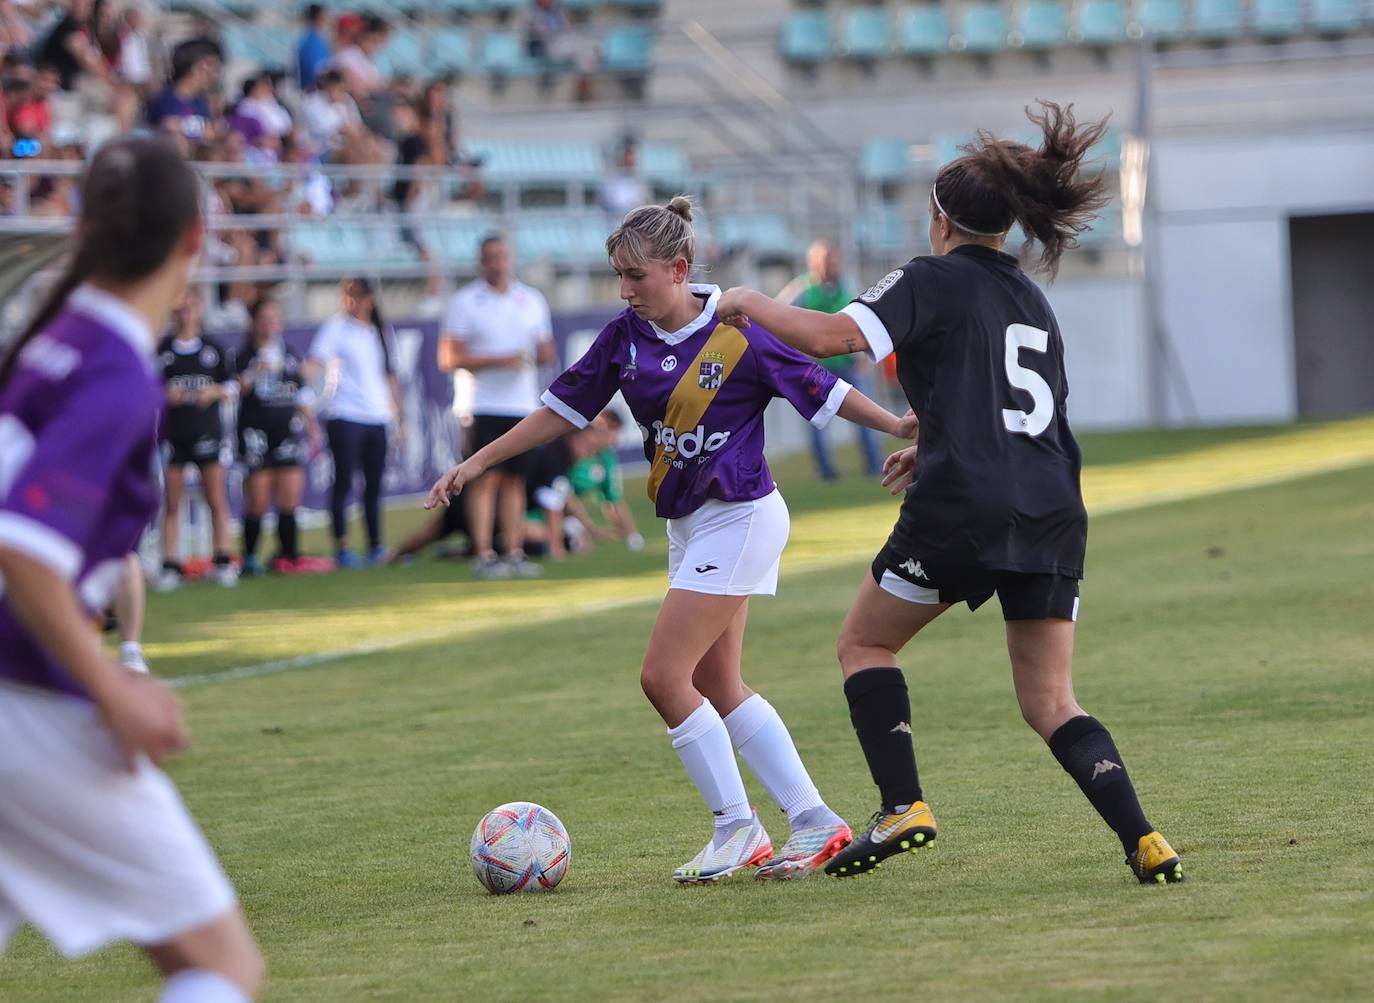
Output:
top-left (2, 423), bottom-right (1372, 1001)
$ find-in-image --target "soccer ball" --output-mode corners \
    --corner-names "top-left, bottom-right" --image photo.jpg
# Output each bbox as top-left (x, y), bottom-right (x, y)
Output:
top-left (469, 802), bottom-right (571, 895)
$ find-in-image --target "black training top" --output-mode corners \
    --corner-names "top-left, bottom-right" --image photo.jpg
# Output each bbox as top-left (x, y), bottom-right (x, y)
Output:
top-left (233, 342), bottom-right (307, 439)
top-left (157, 334), bottom-right (232, 445)
top-left (842, 244), bottom-right (1087, 578)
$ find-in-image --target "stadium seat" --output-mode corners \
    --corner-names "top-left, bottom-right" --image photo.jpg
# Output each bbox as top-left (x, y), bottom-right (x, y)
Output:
top-left (1252, 0), bottom-right (1306, 35)
top-left (480, 0), bottom-right (527, 15)
top-left (466, 140), bottom-right (603, 186)
top-left (432, 27), bottom-right (474, 74)
top-left (479, 31), bottom-right (541, 76)
top-left (900, 5), bottom-right (953, 55)
top-left (638, 142), bottom-right (690, 188)
top-left (561, 0), bottom-right (602, 11)
top-left (841, 7), bottom-right (893, 60)
top-left (855, 205), bottom-right (912, 255)
top-left (1076, 201), bottom-right (1122, 248)
top-left (953, 3), bottom-right (1009, 53)
top-left (716, 213), bottom-right (797, 260)
top-left (430, 0), bottom-right (487, 13)
top-left (220, 24), bottom-right (292, 71)
top-left (1133, 0), bottom-right (1190, 40)
top-left (933, 130), bottom-right (974, 166)
top-left (1073, 0), bottom-right (1129, 44)
top-left (609, 0), bottom-right (662, 11)
top-left (781, 11), bottom-right (833, 64)
top-left (375, 31), bottom-right (424, 79)
top-left (1194, 0), bottom-right (1246, 39)
top-left (1311, 0), bottom-right (1365, 32)
top-left (860, 138), bottom-right (915, 182)
top-left (601, 25), bottom-right (654, 72)
top-left (1013, 0), bottom-right (1068, 48)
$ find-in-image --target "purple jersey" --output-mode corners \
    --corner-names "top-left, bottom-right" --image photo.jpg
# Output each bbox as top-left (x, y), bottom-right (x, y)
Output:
top-left (542, 285), bottom-right (850, 520)
top-left (0, 287), bottom-right (164, 700)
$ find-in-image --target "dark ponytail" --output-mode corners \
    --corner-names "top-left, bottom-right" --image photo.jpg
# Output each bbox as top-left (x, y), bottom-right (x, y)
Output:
top-left (343, 277), bottom-right (393, 376)
top-left (933, 100), bottom-right (1110, 279)
top-left (0, 135), bottom-right (201, 393)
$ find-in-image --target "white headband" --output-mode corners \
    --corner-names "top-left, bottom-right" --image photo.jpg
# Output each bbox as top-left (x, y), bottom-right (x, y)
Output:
top-left (931, 182), bottom-right (1008, 239)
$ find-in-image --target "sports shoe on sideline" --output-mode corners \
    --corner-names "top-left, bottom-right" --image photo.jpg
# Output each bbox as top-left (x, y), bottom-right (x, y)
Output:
top-left (825, 801), bottom-right (937, 878)
top-left (240, 555), bottom-right (265, 577)
top-left (153, 565), bottom-right (182, 593)
top-left (280, 555), bottom-right (335, 575)
top-left (472, 553), bottom-right (511, 580)
top-left (504, 552), bottom-right (544, 579)
top-left (673, 810), bottom-right (773, 885)
top-left (756, 821), bottom-right (852, 881)
top-left (1128, 831), bottom-right (1183, 884)
top-left (118, 641), bottom-right (149, 674)
top-left (213, 562), bottom-right (239, 588)
top-left (336, 549), bottom-right (364, 570)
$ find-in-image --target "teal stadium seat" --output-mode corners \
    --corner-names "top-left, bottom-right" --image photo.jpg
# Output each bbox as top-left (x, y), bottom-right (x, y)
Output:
top-left (1014, 0), bottom-right (1068, 47)
top-left (933, 131), bottom-right (973, 166)
top-left (855, 205), bottom-right (913, 255)
top-left (955, 3), bottom-right (1009, 53)
top-left (1073, 0), bottom-right (1128, 44)
top-left (1252, 0), bottom-right (1306, 35)
top-left (861, 138), bottom-right (915, 182)
top-left (601, 25), bottom-right (654, 72)
top-left (609, 0), bottom-right (662, 11)
top-left (638, 142), bottom-right (690, 189)
top-left (1133, 0), bottom-right (1190, 40)
top-left (781, 12), bottom-right (833, 64)
top-left (1312, 0), bottom-right (1365, 32)
top-left (479, 31), bottom-right (540, 76)
top-left (561, 0), bottom-right (602, 11)
top-left (900, 5), bottom-right (952, 54)
top-left (374, 31), bottom-right (424, 79)
top-left (842, 8), bottom-right (893, 60)
top-left (716, 213), bottom-right (797, 260)
top-left (480, 0), bottom-right (527, 15)
top-left (220, 24), bottom-right (292, 69)
top-left (1075, 202), bottom-right (1122, 249)
top-left (1194, 0), bottom-right (1246, 38)
top-left (432, 27), bottom-right (473, 75)
top-left (431, 0), bottom-right (487, 14)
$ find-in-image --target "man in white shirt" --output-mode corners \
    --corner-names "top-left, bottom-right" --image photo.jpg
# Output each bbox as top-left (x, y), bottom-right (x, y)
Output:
top-left (438, 234), bottom-right (556, 578)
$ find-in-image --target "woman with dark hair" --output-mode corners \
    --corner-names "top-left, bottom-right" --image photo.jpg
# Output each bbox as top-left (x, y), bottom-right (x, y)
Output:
top-left (0, 135), bottom-right (263, 1000)
top-left (305, 277), bottom-right (403, 567)
top-left (717, 102), bottom-right (1183, 885)
top-left (233, 298), bottom-right (321, 576)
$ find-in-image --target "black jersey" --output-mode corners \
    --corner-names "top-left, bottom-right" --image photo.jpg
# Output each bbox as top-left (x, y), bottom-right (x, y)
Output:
top-left (526, 440), bottom-right (572, 512)
top-left (157, 334), bottom-right (232, 445)
top-left (844, 244), bottom-right (1087, 577)
top-left (234, 341), bottom-right (307, 439)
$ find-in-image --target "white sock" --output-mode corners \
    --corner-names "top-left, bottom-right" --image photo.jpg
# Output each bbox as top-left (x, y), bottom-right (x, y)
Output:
top-left (667, 698), bottom-right (751, 833)
top-left (118, 641), bottom-right (148, 673)
top-left (160, 970), bottom-right (249, 1003)
top-left (723, 694), bottom-right (830, 826)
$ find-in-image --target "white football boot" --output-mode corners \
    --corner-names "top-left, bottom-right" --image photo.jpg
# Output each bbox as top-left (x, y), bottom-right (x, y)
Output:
top-left (672, 809), bottom-right (773, 885)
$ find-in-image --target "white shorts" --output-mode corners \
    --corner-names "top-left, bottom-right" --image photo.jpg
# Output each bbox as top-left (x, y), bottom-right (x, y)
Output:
top-left (0, 682), bottom-right (237, 959)
top-left (666, 490), bottom-right (790, 596)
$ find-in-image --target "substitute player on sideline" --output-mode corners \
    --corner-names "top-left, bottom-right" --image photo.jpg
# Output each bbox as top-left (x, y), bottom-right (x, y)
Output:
top-left (0, 136), bottom-right (263, 1000)
top-left (716, 102), bottom-right (1182, 885)
top-left (428, 197), bottom-right (917, 883)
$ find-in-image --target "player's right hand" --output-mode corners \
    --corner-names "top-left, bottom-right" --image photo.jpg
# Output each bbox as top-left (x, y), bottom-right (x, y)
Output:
top-left (100, 670), bottom-right (189, 771)
top-left (880, 446), bottom-right (919, 495)
top-left (426, 461), bottom-right (472, 509)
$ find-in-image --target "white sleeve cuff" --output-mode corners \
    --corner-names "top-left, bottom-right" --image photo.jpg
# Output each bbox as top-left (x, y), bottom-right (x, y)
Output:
top-left (840, 302), bottom-right (895, 364)
top-left (0, 511), bottom-right (83, 580)
top-left (810, 378), bottom-right (852, 430)
top-left (540, 390), bottom-right (591, 429)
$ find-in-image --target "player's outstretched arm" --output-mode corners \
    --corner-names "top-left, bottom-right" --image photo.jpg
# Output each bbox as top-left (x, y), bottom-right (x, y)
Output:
top-left (836, 388), bottom-right (918, 439)
top-left (425, 406), bottom-right (574, 509)
top-left (717, 287), bottom-right (868, 359)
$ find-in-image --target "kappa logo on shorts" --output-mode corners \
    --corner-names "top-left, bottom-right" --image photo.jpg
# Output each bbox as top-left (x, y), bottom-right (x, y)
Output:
top-left (694, 563), bottom-right (719, 575)
top-left (899, 558), bottom-right (929, 581)
top-left (860, 268), bottom-right (904, 304)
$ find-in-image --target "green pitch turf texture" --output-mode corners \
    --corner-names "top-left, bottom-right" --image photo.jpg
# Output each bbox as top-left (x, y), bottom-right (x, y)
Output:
top-left (3, 422), bottom-right (1372, 1002)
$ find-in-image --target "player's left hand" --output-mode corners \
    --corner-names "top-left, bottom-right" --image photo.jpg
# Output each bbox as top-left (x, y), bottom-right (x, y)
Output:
top-left (717, 287), bottom-right (754, 329)
top-left (896, 409), bottom-right (919, 439)
top-left (880, 446), bottom-right (918, 495)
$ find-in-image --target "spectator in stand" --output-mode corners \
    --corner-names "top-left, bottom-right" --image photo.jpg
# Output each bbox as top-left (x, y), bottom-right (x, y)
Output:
top-left (37, 0), bottom-right (108, 93)
top-left (233, 299), bottom-right (328, 577)
top-left (389, 99), bottom-right (441, 298)
top-left (0, 0), bottom-right (34, 53)
top-left (525, 0), bottom-right (597, 101)
top-left (4, 75), bottom-right (49, 149)
top-left (599, 137), bottom-right (650, 220)
top-left (115, 3), bottom-right (152, 97)
top-left (420, 77), bottom-right (483, 195)
top-left (306, 278), bottom-right (404, 568)
top-left (333, 14), bottom-right (389, 133)
top-left (302, 68), bottom-right (379, 166)
top-left (149, 48), bottom-right (215, 146)
top-left (438, 234), bottom-right (556, 580)
top-left (776, 239), bottom-right (883, 481)
top-left (297, 3), bottom-right (332, 91)
top-left (234, 72), bottom-right (293, 142)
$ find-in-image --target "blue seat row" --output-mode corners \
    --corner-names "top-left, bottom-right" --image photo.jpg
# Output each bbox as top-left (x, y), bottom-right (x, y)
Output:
top-left (462, 139), bottom-right (687, 186)
top-left (781, 0), bottom-right (1369, 61)
top-left (223, 0), bottom-right (660, 14)
top-left (371, 24), bottom-right (654, 77)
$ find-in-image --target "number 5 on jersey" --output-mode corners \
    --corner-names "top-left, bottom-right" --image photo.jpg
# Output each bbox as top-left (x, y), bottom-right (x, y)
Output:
top-left (1002, 323), bottom-right (1053, 437)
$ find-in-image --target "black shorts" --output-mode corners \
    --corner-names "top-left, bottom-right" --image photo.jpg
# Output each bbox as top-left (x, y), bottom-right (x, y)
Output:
top-left (871, 541), bottom-right (1080, 622)
top-left (439, 496), bottom-right (470, 538)
top-left (163, 436), bottom-right (222, 468)
top-left (240, 424), bottom-right (305, 472)
top-left (469, 414), bottom-right (534, 477)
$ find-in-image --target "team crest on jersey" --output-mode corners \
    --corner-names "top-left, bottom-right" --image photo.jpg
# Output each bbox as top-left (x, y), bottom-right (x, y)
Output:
top-left (860, 268), bottom-right (904, 304)
top-left (698, 361), bottom-right (724, 390)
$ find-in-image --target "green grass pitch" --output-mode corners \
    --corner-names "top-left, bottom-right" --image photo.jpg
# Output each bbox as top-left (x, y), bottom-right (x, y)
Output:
top-left (3, 424), bottom-right (1372, 1001)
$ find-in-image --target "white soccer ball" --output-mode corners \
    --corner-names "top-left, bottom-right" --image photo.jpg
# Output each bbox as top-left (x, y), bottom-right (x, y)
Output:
top-left (469, 802), bottom-right (571, 895)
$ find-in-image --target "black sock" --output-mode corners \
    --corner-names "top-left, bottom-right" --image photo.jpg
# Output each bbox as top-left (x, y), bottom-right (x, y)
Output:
top-left (278, 510), bottom-right (299, 560)
top-left (162, 559), bottom-right (182, 575)
top-left (243, 516), bottom-right (262, 559)
top-left (843, 667), bottom-right (923, 811)
top-left (1048, 715), bottom-right (1152, 856)
top-left (213, 552), bottom-right (231, 567)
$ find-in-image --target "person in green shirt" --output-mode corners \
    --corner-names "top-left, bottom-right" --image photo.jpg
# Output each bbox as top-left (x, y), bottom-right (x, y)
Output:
top-left (568, 411), bottom-right (645, 551)
top-left (777, 240), bottom-right (883, 480)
